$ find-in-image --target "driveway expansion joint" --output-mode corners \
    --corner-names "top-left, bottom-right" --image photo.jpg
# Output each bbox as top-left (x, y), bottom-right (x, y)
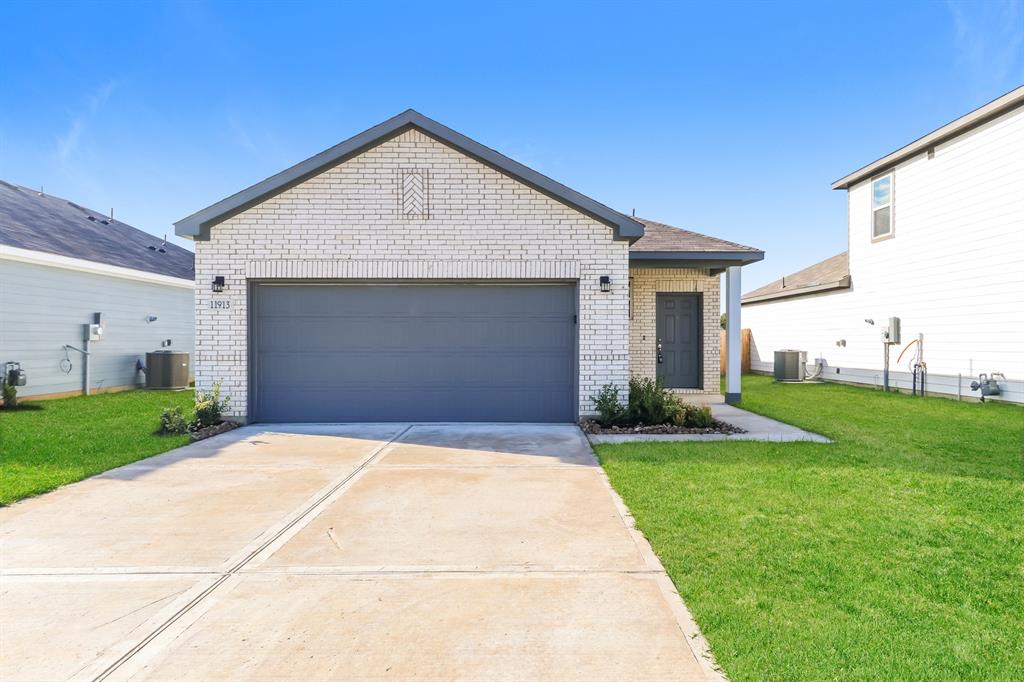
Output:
top-left (4, 423), bottom-right (721, 682)
top-left (90, 424), bottom-right (415, 682)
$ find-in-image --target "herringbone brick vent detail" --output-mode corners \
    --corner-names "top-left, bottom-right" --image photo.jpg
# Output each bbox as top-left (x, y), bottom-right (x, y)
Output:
top-left (402, 171), bottom-right (426, 218)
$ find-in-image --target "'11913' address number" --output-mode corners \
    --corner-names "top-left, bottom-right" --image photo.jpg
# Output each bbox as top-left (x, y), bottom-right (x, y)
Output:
top-left (209, 300), bottom-right (231, 310)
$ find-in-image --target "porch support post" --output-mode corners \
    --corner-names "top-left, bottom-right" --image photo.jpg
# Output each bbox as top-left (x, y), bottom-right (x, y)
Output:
top-left (725, 265), bottom-right (742, 404)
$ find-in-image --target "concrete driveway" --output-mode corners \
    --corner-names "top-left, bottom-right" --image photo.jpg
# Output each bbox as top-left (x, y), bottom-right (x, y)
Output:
top-left (1, 424), bottom-right (720, 681)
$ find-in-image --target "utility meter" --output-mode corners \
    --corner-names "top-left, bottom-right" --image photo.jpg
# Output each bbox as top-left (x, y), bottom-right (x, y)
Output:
top-left (4, 362), bottom-right (26, 387)
top-left (882, 317), bottom-right (901, 345)
top-left (887, 317), bottom-right (901, 345)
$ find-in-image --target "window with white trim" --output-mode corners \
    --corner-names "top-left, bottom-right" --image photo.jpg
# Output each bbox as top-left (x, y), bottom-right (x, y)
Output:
top-left (871, 174), bottom-right (893, 239)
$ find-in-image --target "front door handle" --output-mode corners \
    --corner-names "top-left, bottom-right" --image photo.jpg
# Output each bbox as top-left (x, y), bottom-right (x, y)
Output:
top-left (657, 339), bottom-right (663, 364)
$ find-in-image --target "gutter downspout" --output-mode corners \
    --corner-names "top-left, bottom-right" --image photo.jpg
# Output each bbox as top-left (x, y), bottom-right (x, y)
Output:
top-left (725, 266), bottom-right (742, 404)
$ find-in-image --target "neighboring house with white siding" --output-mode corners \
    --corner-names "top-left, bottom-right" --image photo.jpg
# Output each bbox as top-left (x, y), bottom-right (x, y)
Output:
top-left (742, 86), bottom-right (1024, 403)
top-left (0, 181), bottom-right (194, 399)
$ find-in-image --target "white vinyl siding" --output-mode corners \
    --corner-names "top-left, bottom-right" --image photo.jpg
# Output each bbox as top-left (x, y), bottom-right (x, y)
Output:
top-left (742, 103), bottom-right (1024, 403)
top-left (0, 259), bottom-right (194, 397)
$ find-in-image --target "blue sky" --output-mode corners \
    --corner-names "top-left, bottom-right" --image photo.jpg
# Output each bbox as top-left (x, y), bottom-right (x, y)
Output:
top-left (1, 0), bottom-right (1021, 291)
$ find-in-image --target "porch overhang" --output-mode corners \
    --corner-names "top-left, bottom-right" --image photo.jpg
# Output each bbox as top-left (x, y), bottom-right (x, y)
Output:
top-left (629, 250), bottom-right (764, 273)
top-left (629, 250), bottom-right (761, 406)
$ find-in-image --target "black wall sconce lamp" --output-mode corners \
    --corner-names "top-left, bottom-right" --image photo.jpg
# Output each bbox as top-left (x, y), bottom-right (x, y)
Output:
top-left (599, 275), bottom-right (612, 292)
top-left (212, 276), bottom-right (226, 293)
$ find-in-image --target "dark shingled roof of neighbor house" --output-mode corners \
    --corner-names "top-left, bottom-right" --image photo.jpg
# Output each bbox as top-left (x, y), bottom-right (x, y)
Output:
top-left (741, 251), bottom-right (850, 304)
top-left (0, 180), bottom-right (194, 280)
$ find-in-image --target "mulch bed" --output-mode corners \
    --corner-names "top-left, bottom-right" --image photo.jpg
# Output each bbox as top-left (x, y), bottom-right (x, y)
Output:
top-left (189, 421), bottom-right (240, 442)
top-left (580, 419), bottom-right (746, 435)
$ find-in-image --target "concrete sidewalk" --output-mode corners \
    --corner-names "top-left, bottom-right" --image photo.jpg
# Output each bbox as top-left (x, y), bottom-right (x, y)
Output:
top-left (1, 423), bottom-right (722, 681)
top-left (587, 404), bottom-right (830, 444)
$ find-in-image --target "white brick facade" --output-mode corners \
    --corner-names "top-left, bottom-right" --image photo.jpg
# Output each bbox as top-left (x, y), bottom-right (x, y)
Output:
top-left (195, 129), bottom-right (630, 419)
top-left (629, 267), bottom-right (721, 395)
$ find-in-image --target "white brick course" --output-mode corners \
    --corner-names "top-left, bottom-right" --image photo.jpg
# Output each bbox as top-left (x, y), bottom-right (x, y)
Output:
top-left (195, 129), bottom-right (630, 419)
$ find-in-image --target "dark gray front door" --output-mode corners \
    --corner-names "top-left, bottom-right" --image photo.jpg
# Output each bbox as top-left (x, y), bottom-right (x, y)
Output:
top-left (655, 293), bottom-right (702, 389)
top-left (252, 283), bottom-right (576, 423)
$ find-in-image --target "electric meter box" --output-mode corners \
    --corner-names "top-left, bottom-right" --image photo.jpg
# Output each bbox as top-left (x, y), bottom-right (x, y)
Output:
top-left (886, 317), bottom-right (901, 345)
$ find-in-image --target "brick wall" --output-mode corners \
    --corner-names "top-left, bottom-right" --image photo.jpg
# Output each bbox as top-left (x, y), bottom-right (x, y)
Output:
top-left (194, 129), bottom-right (630, 419)
top-left (628, 267), bottom-right (721, 395)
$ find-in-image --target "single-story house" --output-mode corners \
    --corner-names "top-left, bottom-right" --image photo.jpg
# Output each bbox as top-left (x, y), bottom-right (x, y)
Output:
top-left (175, 110), bottom-right (762, 423)
top-left (0, 180), bottom-right (194, 399)
top-left (742, 85), bottom-right (1023, 403)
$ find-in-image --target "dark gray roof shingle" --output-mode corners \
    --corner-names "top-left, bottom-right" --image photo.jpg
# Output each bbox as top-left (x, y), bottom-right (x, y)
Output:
top-left (742, 251), bottom-right (850, 303)
top-left (630, 218), bottom-right (762, 253)
top-left (0, 180), bottom-right (194, 280)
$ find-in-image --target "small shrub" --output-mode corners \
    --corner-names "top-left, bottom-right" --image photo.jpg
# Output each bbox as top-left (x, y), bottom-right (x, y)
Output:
top-left (627, 376), bottom-right (678, 425)
top-left (159, 406), bottom-right (190, 434)
top-left (685, 405), bottom-right (715, 428)
top-left (589, 378), bottom-right (719, 429)
top-left (192, 383), bottom-right (230, 429)
top-left (667, 398), bottom-right (691, 426)
top-left (590, 383), bottom-right (627, 426)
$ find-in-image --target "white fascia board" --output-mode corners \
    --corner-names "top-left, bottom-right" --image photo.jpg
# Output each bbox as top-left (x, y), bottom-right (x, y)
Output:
top-left (0, 244), bottom-right (195, 289)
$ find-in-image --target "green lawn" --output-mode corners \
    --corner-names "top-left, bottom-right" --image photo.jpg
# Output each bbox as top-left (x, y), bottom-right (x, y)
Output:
top-left (0, 389), bottom-right (194, 505)
top-left (595, 375), bottom-right (1023, 681)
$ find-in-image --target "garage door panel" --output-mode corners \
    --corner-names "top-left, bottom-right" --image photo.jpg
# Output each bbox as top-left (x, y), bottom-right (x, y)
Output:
top-left (257, 317), bottom-right (573, 352)
top-left (257, 387), bottom-right (572, 423)
top-left (258, 352), bottom-right (571, 388)
top-left (258, 285), bottom-right (572, 315)
top-left (253, 284), bottom-right (576, 422)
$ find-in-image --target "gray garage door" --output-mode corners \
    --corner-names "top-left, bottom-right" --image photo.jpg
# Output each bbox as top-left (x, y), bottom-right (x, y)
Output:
top-left (252, 283), bottom-right (576, 422)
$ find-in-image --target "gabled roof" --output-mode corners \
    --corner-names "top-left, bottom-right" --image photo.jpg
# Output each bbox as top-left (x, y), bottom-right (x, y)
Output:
top-left (741, 251), bottom-right (849, 304)
top-left (0, 180), bottom-right (194, 281)
top-left (629, 218), bottom-right (763, 266)
top-left (175, 109), bottom-right (646, 242)
top-left (832, 85), bottom-right (1024, 190)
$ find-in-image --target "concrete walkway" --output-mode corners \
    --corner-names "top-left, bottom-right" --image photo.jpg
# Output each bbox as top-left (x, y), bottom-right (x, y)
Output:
top-left (588, 404), bottom-right (830, 444)
top-left (1, 424), bottom-right (722, 681)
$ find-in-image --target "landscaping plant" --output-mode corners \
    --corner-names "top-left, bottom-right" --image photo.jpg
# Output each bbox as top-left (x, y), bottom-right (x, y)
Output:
top-left (192, 383), bottom-right (230, 429)
top-left (591, 383), bottom-right (627, 426)
top-left (626, 376), bottom-right (678, 425)
top-left (158, 406), bottom-right (190, 435)
top-left (685, 404), bottom-right (714, 428)
top-left (590, 378), bottom-right (718, 430)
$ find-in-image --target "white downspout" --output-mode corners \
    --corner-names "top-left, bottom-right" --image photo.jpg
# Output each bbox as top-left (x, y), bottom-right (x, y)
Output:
top-left (726, 266), bottom-right (742, 404)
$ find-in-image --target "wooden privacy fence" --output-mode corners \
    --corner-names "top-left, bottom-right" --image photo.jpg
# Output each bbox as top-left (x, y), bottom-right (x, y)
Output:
top-left (720, 328), bottom-right (751, 374)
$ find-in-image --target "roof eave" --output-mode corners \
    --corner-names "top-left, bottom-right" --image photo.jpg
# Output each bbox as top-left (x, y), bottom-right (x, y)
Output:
top-left (175, 110), bottom-right (645, 242)
top-left (831, 85), bottom-right (1024, 190)
top-left (741, 275), bottom-right (851, 304)
top-left (629, 250), bottom-right (764, 268)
